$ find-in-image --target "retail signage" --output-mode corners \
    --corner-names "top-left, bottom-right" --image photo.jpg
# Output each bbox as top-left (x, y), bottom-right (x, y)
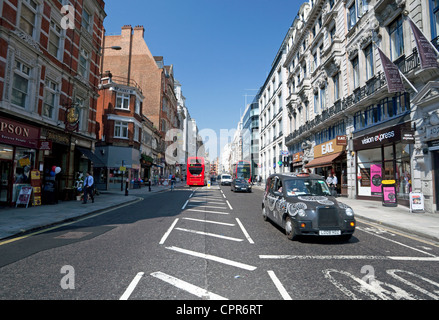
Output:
top-left (0, 117), bottom-right (40, 149)
top-left (408, 18), bottom-right (439, 70)
top-left (382, 180), bottom-right (397, 207)
top-left (314, 138), bottom-right (345, 158)
top-left (38, 140), bottom-right (52, 151)
top-left (65, 104), bottom-right (80, 132)
top-left (336, 135), bottom-right (347, 146)
top-left (409, 193), bottom-right (425, 212)
top-left (370, 164), bottom-right (382, 195)
top-left (401, 130), bottom-right (415, 144)
top-left (377, 47), bottom-right (406, 93)
top-left (353, 124), bottom-right (411, 150)
top-left (292, 151), bottom-right (303, 163)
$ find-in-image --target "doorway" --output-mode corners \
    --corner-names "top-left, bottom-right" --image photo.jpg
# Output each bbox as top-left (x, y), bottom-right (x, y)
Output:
top-left (0, 161), bottom-right (12, 204)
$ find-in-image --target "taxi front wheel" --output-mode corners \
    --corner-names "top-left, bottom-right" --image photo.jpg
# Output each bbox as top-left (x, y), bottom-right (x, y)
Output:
top-left (285, 217), bottom-right (298, 241)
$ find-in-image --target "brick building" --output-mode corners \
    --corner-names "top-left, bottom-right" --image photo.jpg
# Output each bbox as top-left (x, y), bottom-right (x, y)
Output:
top-left (94, 72), bottom-right (144, 190)
top-left (102, 25), bottom-right (180, 176)
top-left (0, 0), bottom-right (106, 205)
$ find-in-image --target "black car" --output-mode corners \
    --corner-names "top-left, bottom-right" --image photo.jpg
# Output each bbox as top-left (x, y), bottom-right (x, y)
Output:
top-left (262, 173), bottom-right (355, 241)
top-left (231, 178), bottom-right (252, 193)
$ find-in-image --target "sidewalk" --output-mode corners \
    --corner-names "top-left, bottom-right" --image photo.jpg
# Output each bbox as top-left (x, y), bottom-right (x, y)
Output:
top-left (252, 185), bottom-right (439, 243)
top-left (0, 182), bottom-right (184, 241)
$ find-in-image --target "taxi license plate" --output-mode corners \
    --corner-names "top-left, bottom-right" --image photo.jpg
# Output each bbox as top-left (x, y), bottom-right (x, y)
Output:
top-left (319, 230), bottom-right (341, 236)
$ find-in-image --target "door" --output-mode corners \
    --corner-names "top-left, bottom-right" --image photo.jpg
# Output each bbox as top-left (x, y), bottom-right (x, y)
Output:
top-left (0, 161), bottom-right (12, 204)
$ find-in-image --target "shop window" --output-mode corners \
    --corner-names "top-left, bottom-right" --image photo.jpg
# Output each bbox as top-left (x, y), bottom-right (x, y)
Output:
top-left (0, 144), bottom-right (13, 160)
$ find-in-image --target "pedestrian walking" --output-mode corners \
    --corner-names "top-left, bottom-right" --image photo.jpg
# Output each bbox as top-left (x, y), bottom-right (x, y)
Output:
top-left (171, 175), bottom-right (176, 191)
top-left (82, 171), bottom-right (94, 204)
top-left (326, 173), bottom-right (337, 197)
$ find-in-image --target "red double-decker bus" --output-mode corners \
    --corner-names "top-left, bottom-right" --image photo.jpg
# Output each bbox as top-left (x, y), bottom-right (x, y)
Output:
top-left (233, 160), bottom-right (252, 183)
top-left (187, 157), bottom-right (206, 186)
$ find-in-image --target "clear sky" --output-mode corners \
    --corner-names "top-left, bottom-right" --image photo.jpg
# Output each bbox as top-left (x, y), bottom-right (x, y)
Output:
top-left (103, 0), bottom-right (301, 159)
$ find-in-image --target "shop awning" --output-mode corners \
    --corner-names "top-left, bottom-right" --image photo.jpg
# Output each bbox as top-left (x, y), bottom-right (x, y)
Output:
top-left (76, 147), bottom-right (105, 167)
top-left (304, 152), bottom-right (344, 169)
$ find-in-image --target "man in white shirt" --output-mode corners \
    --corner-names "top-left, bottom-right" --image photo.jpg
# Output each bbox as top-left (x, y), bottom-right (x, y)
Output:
top-left (82, 171), bottom-right (94, 204)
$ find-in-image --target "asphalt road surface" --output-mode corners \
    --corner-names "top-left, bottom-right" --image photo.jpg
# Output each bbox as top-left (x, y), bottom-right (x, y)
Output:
top-left (1, 183), bottom-right (438, 304)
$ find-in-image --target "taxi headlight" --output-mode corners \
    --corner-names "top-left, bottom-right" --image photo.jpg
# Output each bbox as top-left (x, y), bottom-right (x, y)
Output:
top-left (345, 208), bottom-right (354, 217)
top-left (298, 209), bottom-right (306, 217)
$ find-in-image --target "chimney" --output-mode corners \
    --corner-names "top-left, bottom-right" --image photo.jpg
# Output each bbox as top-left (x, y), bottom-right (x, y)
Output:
top-left (133, 25), bottom-right (145, 39)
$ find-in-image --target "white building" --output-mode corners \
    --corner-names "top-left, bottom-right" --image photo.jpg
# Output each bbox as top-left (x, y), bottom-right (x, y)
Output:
top-left (258, 28), bottom-right (292, 181)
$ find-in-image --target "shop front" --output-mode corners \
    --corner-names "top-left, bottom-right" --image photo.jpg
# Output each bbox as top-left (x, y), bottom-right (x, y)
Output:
top-left (353, 122), bottom-right (414, 206)
top-left (290, 151), bottom-right (303, 173)
top-left (0, 116), bottom-right (40, 206)
top-left (305, 136), bottom-right (347, 196)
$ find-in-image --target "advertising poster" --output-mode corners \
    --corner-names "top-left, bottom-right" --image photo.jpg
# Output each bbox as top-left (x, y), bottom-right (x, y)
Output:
top-left (409, 193), bottom-right (425, 212)
top-left (370, 164), bottom-right (382, 195)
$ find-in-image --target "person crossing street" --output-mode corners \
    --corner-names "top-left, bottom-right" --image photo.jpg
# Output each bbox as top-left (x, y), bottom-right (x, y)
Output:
top-left (82, 172), bottom-right (94, 204)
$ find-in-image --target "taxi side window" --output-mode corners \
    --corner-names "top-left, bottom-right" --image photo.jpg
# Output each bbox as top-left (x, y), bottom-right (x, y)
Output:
top-left (273, 177), bottom-right (283, 196)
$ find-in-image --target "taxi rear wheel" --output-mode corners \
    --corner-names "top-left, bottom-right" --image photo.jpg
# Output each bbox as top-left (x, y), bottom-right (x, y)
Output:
top-left (285, 217), bottom-right (297, 240)
top-left (262, 206), bottom-right (268, 221)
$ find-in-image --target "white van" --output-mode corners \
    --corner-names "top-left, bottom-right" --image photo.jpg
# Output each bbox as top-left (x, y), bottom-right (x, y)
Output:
top-left (220, 174), bottom-right (233, 186)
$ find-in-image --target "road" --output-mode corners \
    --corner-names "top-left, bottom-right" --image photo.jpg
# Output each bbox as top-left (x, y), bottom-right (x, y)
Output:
top-left (0, 183), bottom-right (439, 303)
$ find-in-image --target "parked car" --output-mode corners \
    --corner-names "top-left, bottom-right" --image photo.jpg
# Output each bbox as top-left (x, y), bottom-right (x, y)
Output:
top-left (262, 173), bottom-right (355, 241)
top-left (220, 174), bottom-right (233, 186)
top-left (231, 178), bottom-right (252, 193)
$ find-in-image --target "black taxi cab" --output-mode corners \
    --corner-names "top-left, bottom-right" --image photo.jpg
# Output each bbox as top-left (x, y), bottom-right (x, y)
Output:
top-left (262, 173), bottom-right (355, 241)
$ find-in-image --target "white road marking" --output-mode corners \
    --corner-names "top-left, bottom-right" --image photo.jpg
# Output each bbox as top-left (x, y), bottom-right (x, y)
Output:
top-left (120, 272), bottom-right (144, 300)
top-left (357, 226), bottom-right (437, 257)
top-left (267, 271), bottom-right (293, 300)
top-left (181, 200), bottom-right (189, 210)
top-left (187, 204), bottom-right (227, 209)
top-left (259, 255), bottom-right (439, 261)
top-left (222, 194), bottom-right (226, 198)
top-left (236, 218), bottom-right (254, 244)
top-left (182, 217), bottom-right (235, 226)
top-left (150, 271), bottom-right (228, 300)
top-left (185, 208), bottom-right (229, 215)
top-left (226, 200), bottom-right (233, 210)
top-left (166, 246), bottom-right (257, 271)
top-left (175, 227), bottom-right (243, 242)
top-left (159, 218), bottom-right (179, 245)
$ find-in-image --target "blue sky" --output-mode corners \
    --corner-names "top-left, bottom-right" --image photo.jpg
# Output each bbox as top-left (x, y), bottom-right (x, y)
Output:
top-left (104, 0), bottom-right (301, 157)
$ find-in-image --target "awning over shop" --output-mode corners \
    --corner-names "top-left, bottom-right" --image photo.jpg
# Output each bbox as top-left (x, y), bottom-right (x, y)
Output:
top-left (76, 147), bottom-right (105, 167)
top-left (304, 152), bottom-right (344, 169)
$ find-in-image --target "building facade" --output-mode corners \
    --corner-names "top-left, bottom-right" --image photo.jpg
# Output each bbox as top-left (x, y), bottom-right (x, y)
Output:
top-left (259, 29), bottom-right (291, 181)
top-left (278, 0), bottom-right (439, 213)
top-left (95, 72), bottom-right (144, 190)
top-left (0, 0), bottom-right (106, 205)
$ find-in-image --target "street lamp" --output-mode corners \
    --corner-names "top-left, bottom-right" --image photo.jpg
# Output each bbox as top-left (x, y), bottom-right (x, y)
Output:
top-left (100, 45), bottom-right (122, 77)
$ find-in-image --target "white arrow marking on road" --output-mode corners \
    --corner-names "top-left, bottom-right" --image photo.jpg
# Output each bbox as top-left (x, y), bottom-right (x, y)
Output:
top-left (166, 246), bottom-right (257, 271)
top-left (267, 271), bottom-right (293, 300)
top-left (120, 272), bottom-right (144, 300)
top-left (150, 272), bottom-right (228, 300)
top-left (175, 227), bottom-right (244, 242)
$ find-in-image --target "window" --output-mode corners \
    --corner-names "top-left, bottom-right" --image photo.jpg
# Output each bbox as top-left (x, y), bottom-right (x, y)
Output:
top-left (12, 61), bottom-right (31, 108)
top-left (329, 25), bottom-right (336, 43)
top-left (365, 44), bottom-right (374, 80)
top-left (352, 56), bottom-right (359, 88)
top-left (354, 111), bottom-right (366, 130)
top-left (114, 121), bottom-right (129, 138)
top-left (313, 52), bottom-right (318, 71)
top-left (314, 92), bottom-right (319, 114)
top-left (116, 93), bottom-right (130, 110)
top-left (43, 79), bottom-right (58, 119)
top-left (389, 16), bottom-right (404, 60)
top-left (348, 3), bottom-right (356, 30)
top-left (333, 73), bottom-right (340, 101)
top-left (134, 125), bottom-right (139, 142)
top-left (431, 0), bottom-right (439, 38)
top-left (82, 7), bottom-right (91, 31)
top-left (78, 48), bottom-right (89, 78)
top-left (49, 20), bottom-right (62, 58)
top-left (320, 87), bottom-right (326, 110)
top-left (19, 0), bottom-right (38, 37)
top-left (135, 99), bottom-right (140, 114)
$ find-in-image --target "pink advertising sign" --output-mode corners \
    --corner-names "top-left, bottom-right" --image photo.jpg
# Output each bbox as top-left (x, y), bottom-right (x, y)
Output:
top-left (370, 164), bottom-right (382, 195)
